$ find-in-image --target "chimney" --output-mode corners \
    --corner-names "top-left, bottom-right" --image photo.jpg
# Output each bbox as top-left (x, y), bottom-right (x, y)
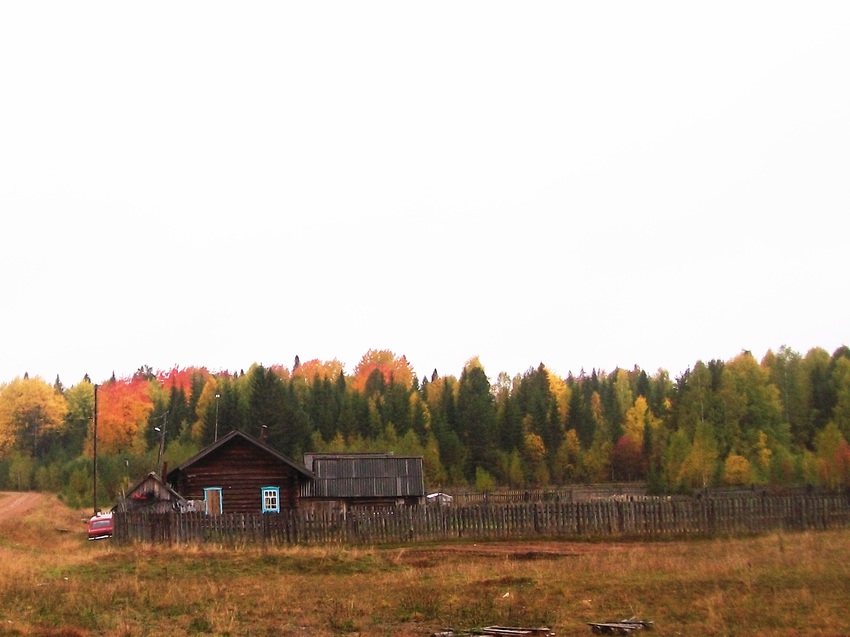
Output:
top-left (260, 425), bottom-right (268, 443)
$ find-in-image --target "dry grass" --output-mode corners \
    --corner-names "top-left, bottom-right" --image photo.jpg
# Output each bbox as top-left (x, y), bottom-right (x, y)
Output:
top-left (1, 494), bottom-right (850, 636)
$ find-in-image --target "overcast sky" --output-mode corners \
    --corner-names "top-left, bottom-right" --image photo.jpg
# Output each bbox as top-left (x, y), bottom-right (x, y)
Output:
top-left (1, 2), bottom-right (848, 387)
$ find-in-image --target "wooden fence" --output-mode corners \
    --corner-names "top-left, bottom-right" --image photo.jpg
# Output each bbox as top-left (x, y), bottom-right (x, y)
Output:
top-left (449, 483), bottom-right (651, 505)
top-left (113, 494), bottom-right (850, 546)
top-left (448, 483), bottom-right (817, 505)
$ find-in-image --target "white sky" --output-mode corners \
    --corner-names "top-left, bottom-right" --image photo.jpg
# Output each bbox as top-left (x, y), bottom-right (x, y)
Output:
top-left (1, 2), bottom-right (848, 387)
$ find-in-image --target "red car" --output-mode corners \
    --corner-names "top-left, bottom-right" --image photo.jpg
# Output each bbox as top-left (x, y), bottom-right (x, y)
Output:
top-left (87, 513), bottom-right (113, 540)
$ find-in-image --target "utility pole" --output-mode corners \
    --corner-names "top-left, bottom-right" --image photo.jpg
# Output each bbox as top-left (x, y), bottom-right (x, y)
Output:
top-left (214, 393), bottom-right (221, 442)
top-left (155, 412), bottom-right (168, 477)
top-left (92, 384), bottom-right (98, 515)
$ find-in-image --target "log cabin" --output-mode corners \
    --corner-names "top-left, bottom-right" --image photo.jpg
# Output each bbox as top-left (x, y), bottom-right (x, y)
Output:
top-left (166, 430), bottom-right (315, 514)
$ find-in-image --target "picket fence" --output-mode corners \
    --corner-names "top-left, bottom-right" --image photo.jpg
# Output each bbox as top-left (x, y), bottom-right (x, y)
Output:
top-left (113, 494), bottom-right (850, 546)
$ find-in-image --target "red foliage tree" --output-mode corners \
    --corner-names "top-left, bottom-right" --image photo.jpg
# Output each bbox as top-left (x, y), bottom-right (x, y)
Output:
top-left (611, 434), bottom-right (646, 481)
top-left (156, 366), bottom-right (211, 392)
top-left (92, 377), bottom-right (153, 456)
top-left (350, 349), bottom-right (415, 394)
top-left (837, 438), bottom-right (850, 488)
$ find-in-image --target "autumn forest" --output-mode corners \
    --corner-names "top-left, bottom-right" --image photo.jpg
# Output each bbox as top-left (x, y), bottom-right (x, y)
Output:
top-left (1, 346), bottom-right (849, 508)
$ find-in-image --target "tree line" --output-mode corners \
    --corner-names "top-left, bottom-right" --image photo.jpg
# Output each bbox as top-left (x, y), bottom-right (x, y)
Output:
top-left (1, 346), bottom-right (849, 508)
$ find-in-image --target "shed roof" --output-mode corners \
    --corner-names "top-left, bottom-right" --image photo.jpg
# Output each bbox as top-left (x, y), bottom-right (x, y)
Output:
top-left (301, 452), bottom-right (425, 499)
top-left (303, 451), bottom-right (404, 472)
top-left (167, 430), bottom-right (315, 480)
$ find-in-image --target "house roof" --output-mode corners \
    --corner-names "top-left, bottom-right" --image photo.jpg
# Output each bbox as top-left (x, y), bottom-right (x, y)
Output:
top-left (125, 471), bottom-right (186, 501)
top-left (112, 471), bottom-right (187, 512)
top-left (167, 430), bottom-right (316, 480)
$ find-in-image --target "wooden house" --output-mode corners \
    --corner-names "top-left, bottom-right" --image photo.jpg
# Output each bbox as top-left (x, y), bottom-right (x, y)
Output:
top-left (166, 430), bottom-right (315, 515)
top-left (300, 452), bottom-right (425, 513)
top-left (113, 471), bottom-right (190, 514)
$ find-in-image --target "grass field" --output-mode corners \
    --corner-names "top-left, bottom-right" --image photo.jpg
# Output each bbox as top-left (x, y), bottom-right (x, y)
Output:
top-left (1, 492), bottom-right (849, 637)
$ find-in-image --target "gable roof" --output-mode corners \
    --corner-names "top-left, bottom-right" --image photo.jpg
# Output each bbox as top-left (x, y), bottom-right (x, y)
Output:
top-left (125, 471), bottom-right (185, 501)
top-left (112, 471), bottom-right (187, 512)
top-left (167, 430), bottom-right (315, 480)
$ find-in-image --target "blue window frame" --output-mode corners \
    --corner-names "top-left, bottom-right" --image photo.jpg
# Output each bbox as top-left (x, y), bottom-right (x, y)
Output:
top-left (262, 486), bottom-right (280, 513)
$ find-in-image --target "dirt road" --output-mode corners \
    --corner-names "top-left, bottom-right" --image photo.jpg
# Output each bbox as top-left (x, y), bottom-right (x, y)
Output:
top-left (0, 491), bottom-right (46, 519)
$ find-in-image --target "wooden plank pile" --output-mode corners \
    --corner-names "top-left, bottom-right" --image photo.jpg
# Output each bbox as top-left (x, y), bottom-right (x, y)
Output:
top-left (587, 618), bottom-right (653, 634)
top-left (432, 619), bottom-right (652, 636)
top-left (433, 626), bottom-right (555, 636)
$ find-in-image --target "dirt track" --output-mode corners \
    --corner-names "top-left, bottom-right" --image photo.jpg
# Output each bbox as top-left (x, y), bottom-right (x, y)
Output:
top-left (0, 491), bottom-right (45, 519)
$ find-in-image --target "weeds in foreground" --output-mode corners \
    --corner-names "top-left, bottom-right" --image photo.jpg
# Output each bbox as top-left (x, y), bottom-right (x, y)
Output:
top-left (1, 495), bottom-right (850, 636)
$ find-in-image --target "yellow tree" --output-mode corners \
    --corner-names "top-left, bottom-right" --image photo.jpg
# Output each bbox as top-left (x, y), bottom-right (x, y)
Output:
top-left (753, 430), bottom-right (772, 482)
top-left (612, 369), bottom-right (634, 425)
top-left (553, 428), bottom-right (581, 483)
top-left (722, 454), bottom-right (752, 485)
top-left (580, 391), bottom-right (613, 481)
top-left (622, 395), bottom-right (658, 441)
top-left (678, 422), bottom-right (719, 488)
top-left (425, 373), bottom-right (457, 414)
top-left (192, 378), bottom-right (220, 443)
top-left (590, 391), bottom-right (606, 434)
top-left (0, 376), bottom-right (68, 458)
top-left (522, 429), bottom-right (549, 486)
top-left (292, 358), bottom-right (345, 383)
top-left (614, 395), bottom-right (661, 482)
top-left (421, 430), bottom-right (448, 488)
top-left (664, 429), bottom-right (691, 488)
top-left (546, 369), bottom-right (571, 428)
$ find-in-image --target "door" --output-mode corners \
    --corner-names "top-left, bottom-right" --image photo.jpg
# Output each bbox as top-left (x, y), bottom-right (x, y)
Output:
top-left (204, 487), bottom-right (222, 515)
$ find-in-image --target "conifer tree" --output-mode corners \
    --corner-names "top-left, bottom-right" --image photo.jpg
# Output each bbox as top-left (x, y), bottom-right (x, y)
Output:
top-left (456, 363), bottom-right (496, 479)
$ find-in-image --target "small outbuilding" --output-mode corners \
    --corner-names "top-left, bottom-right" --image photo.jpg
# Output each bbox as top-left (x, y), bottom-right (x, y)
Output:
top-left (166, 430), bottom-right (315, 515)
top-left (113, 471), bottom-right (190, 514)
top-left (300, 452), bottom-right (425, 514)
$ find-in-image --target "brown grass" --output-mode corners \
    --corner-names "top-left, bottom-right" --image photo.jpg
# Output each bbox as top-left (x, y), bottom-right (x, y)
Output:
top-left (1, 494), bottom-right (849, 636)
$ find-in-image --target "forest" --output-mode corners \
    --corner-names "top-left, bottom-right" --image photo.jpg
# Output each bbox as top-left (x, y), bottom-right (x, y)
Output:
top-left (0, 345), bottom-right (849, 509)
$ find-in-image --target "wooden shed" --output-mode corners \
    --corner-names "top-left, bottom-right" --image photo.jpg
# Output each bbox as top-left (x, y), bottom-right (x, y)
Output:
top-left (113, 471), bottom-right (190, 514)
top-left (300, 452), bottom-right (425, 514)
top-left (166, 430), bottom-right (315, 515)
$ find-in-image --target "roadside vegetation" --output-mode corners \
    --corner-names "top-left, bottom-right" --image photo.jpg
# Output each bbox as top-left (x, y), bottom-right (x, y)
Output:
top-left (2, 492), bottom-right (850, 636)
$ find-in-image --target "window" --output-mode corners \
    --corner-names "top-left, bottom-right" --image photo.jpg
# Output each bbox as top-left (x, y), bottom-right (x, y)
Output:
top-left (204, 487), bottom-right (223, 515)
top-left (262, 487), bottom-right (280, 513)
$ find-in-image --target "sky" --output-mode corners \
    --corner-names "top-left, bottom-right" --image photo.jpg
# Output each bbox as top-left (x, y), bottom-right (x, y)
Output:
top-left (1, 2), bottom-right (848, 388)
